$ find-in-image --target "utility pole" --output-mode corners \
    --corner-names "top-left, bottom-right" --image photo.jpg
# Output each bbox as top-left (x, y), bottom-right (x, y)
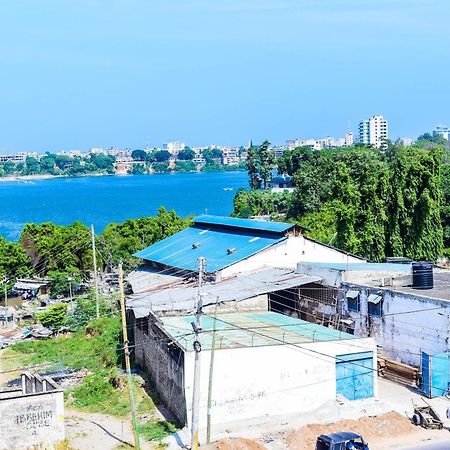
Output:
top-left (119, 263), bottom-right (141, 450)
top-left (206, 296), bottom-right (219, 444)
top-left (91, 224), bottom-right (100, 318)
top-left (191, 256), bottom-right (205, 450)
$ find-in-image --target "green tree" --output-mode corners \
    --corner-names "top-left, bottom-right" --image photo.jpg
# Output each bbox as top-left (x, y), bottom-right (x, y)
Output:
top-left (154, 150), bottom-right (171, 162)
top-left (98, 207), bottom-right (190, 270)
top-left (131, 149), bottom-right (147, 161)
top-left (177, 148), bottom-right (196, 160)
top-left (246, 140), bottom-right (275, 190)
top-left (37, 303), bottom-right (68, 329)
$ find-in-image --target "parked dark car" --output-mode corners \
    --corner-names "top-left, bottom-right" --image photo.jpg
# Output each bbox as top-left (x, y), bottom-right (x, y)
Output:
top-left (316, 432), bottom-right (369, 450)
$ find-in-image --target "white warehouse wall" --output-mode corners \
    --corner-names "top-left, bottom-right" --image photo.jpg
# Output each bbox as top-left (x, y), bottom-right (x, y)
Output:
top-left (183, 337), bottom-right (376, 440)
top-left (344, 285), bottom-right (450, 367)
top-left (220, 236), bottom-right (364, 279)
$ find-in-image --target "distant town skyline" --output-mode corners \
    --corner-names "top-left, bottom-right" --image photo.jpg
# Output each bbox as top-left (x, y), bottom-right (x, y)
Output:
top-left (1, 0), bottom-right (450, 152)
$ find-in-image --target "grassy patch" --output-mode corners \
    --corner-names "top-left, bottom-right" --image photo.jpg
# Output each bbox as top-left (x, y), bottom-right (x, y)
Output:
top-left (139, 420), bottom-right (178, 442)
top-left (6, 315), bottom-right (156, 417)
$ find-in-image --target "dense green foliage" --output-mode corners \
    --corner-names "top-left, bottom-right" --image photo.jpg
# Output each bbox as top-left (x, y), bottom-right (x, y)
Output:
top-left (0, 209), bottom-right (189, 292)
top-left (0, 152), bottom-right (116, 177)
top-left (20, 221), bottom-right (93, 277)
top-left (246, 140), bottom-right (275, 190)
top-left (97, 207), bottom-right (190, 270)
top-left (36, 303), bottom-right (68, 329)
top-left (0, 236), bottom-right (32, 281)
top-left (234, 140), bottom-right (448, 261)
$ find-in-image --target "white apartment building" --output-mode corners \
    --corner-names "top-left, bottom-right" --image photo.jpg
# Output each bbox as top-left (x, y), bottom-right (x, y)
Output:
top-left (164, 140), bottom-right (185, 155)
top-left (221, 148), bottom-right (240, 165)
top-left (358, 115), bottom-right (388, 149)
top-left (433, 125), bottom-right (449, 140)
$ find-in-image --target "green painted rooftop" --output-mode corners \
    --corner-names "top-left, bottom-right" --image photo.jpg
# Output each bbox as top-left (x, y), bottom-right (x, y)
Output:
top-left (160, 311), bottom-right (357, 351)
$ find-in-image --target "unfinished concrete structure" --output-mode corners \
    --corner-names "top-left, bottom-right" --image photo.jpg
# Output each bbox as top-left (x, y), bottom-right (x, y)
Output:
top-left (0, 372), bottom-right (64, 450)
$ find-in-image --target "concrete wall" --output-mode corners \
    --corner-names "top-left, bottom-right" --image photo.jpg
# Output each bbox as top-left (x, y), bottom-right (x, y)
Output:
top-left (343, 283), bottom-right (450, 367)
top-left (0, 390), bottom-right (64, 450)
top-left (220, 236), bottom-right (364, 279)
top-left (133, 315), bottom-right (186, 424)
top-left (183, 337), bottom-right (376, 441)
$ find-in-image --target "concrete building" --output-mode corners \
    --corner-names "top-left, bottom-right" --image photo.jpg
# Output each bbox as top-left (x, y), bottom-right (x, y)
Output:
top-left (127, 216), bottom-right (374, 437)
top-left (164, 140), bottom-right (186, 155)
top-left (221, 148), bottom-right (240, 166)
top-left (296, 262), bottom-right (450, 369)
top-left (0, 372), bottom-right (64, 449)
top-left (0, 153), bottom-right (27, 163)
top-left (268, 173), bottom-right (294, 192)
top-left (433, 125), bottom-right (449, 140)
top-left (359, 115), bottom-right (388, 149)
top-left (131, 310), bottom-right (376, 437)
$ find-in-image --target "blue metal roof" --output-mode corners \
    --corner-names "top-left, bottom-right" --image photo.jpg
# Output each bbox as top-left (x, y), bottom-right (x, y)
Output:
top-left (193, 215), bottom-right (294, 233)
top-left (133, 218), bottom-right (289, 272)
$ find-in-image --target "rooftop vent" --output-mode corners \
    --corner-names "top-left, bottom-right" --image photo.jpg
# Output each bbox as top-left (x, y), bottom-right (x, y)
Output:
top-left (227, 247), bottom-right (236, 255)
top-left (192, 242), bottom-right (200, 249)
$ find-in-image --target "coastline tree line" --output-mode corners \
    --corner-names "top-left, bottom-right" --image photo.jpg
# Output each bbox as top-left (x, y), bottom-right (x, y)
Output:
top-left (0, 208), bottom-right (190, 297)
top-left (0, 147), bottom-right (245, 178)
top-left (234, 137), bottom-right (450, 262)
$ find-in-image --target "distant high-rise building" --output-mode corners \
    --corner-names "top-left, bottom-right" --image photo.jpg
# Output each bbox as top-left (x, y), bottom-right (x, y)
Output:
top-left (433, 124), bottom-right (449, 140)
top-left (358, 115), bottom-right (388, 149)
top-left (164, 140), bottom-right (186, 155)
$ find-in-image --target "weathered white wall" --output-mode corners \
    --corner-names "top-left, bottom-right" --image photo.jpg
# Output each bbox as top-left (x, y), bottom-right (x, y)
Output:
top-left (344, 284), bottom-right (450, 367)
top-left (183, 337), bottom-right (376, 441)
top-left (220, 236), bottom-right (364, 279)
top-left (0, 391), bottom-right (65, 450)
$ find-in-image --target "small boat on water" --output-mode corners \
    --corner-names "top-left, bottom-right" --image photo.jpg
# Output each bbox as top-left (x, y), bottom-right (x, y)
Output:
top-left (223, 187), bottom-right (233, 191)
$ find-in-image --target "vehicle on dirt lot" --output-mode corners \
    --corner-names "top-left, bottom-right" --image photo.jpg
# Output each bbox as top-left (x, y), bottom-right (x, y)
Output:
top-left (316, 432), bottom-right (369, 450)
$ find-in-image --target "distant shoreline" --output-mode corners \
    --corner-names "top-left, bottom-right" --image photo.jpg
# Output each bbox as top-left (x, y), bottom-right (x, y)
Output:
top-left (0, 169), bottom-right (246, 183)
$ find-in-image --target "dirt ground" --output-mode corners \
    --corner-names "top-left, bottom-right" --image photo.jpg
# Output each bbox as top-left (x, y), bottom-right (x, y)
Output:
top-left (65, 410), bottom-right (161, 450)
top-left (202, 412), bottom-right (450, 450)
top-left (284, 411), bottom-right (421, 450)
top-left (203, 437), bottom-right (267, 450)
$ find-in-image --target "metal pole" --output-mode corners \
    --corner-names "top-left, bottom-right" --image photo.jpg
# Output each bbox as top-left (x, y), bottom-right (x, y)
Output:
top-left (91, 224), bottom-right (100, 318)
top-left (206, 296), bottom-right (219, 444)
top-left (191, 256), bottom-right (205, 450)
top-left (119, 263), bottom-right (141, 450)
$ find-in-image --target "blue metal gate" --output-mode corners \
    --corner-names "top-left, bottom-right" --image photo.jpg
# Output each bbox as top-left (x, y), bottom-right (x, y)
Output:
top-left (336, 352), bottom-right (374, 400)
top-left (421, 351), bottom-right (449, 398)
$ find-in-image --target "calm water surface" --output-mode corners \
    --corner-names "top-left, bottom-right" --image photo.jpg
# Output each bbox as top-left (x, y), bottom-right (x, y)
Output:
top-left (0, 172), bottom-right (248, 241)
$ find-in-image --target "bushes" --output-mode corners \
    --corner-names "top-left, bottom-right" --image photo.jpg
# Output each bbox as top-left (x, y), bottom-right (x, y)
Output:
top-left (36, 303), bottom-right (68, 329)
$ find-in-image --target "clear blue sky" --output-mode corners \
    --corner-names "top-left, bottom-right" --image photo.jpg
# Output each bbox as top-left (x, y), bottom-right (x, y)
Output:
top-left (1, 0), bottom-right (449, 152)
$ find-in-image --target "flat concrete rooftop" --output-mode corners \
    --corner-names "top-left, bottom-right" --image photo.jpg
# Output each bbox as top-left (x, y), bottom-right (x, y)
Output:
top-left (386, 271), bottom-right (450, 302)
top-left (161, 311), bottom-right (357, 351)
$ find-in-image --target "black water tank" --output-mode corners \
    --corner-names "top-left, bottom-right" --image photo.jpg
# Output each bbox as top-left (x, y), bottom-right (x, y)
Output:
top-left (412, 262), bottom-right (434, 290)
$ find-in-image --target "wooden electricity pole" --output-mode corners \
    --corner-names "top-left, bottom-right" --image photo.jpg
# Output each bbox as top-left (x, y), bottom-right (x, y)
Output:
top-left (119, 263), bottom-right (141, 450)
top-left (191, 256), bottom-right (205, 450)
top-left (91, 224), bottom-right (100, 318)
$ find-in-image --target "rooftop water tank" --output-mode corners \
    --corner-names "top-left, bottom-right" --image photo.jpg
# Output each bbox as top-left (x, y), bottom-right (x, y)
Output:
top-left (412, 262), bottom-right (434, 290)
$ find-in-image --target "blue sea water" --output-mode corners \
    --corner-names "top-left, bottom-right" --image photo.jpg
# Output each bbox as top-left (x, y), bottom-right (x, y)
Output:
top-left (0, 172), bottom-right (248, 241)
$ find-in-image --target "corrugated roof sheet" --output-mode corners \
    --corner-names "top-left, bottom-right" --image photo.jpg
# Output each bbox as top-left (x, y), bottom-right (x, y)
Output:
top-left (193, 215), bottom-right (295, 233)
top-left (161, 311), bottom-right (357, 351)
top-left (127, 267), bottom-right (321, 318)
top-left (126, 266), bottom-right (185, 294)
top-left (133, 220), bottom-right (290, 273)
